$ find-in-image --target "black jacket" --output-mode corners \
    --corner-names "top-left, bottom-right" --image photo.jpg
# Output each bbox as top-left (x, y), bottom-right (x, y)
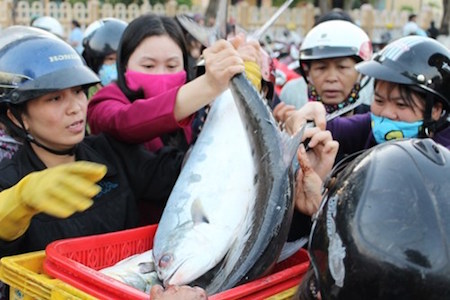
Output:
top-left (0, 134), bottom-right (184, 257)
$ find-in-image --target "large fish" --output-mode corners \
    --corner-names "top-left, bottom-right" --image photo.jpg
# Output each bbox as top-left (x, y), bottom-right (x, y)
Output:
top-left (152, 73), bottom-right (304, 294)
top-left (152, 0), bottom-right (303, 294)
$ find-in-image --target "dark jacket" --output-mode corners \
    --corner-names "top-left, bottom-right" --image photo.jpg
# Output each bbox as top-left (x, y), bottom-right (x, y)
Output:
top-left (0, 134), bottom-right (184, 257)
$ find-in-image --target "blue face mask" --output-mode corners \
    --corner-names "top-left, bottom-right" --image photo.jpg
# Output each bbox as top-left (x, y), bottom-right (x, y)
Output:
top-left (371, 113), bottom-right (423, 144)
top-left (98, 64), bottom-right (118, 86)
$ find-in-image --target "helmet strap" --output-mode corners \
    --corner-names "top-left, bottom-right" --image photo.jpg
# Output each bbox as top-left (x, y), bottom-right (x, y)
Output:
top-left (420, 94), bottom-right (436, 138)
top-left (26, 134), bottom-right (77, 156)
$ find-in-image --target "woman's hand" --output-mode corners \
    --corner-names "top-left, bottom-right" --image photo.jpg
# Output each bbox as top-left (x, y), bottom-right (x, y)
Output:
top-left (294, 130), bottom-right (338, 216)
top-left (203, 39), bottom-right (245, 94)
top-left (284, 102), bottom-right (327, 135)
top-left (230, 34), bottom-right (263, 91)
top-left (295, 145), bottom-right (323, 216)
top-left (302, 128), bottom-right (339, 181)
top-left (175, 39), bottom-right (244, 119)
top-left (231, 34), bottom-right (262, 66)
top-left (273, 102), bottom-right (296, 125)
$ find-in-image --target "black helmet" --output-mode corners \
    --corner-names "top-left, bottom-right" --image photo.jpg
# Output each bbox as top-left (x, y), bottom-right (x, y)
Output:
top-left (309, 138), bottom-right (450, 299)
top-left (82, 18), bottom-right (127, 74)
top-left (82, 18), bottom-right (127, 59)
top-left (0, 26), bottom-right (99, 105)
top-left (356, 36), bottom-right (450, 112)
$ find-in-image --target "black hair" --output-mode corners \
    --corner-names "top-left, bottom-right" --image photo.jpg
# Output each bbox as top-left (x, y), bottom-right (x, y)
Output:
top-left (116, 14), bottom-right (190, 102)
top-left (408, 14), bottom-right (417, 21)
top-left (72, 19), bottom-right (81, 28)
top-left (82, 51), bottom-right (103, 74)
top-left (0, 103), bottom-right (28, 142)
top-left (174, 15), bottom-right (206, 78)
top-left (315, 8), bottom-right (354, 26)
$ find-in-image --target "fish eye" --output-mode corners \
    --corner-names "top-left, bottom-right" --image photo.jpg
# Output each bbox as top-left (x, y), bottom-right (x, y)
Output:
top-left (159, 254), bottom-right (172, 268)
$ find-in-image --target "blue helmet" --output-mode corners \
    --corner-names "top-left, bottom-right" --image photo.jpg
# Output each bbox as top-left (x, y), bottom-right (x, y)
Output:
top-left (0, 26), bottom-right (99, 105)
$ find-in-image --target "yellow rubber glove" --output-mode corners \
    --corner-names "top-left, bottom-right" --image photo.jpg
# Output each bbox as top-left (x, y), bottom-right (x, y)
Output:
top-left (244, 61), bottom-right (262, 92)
top-left (0, 161), bottom-right (107, 241)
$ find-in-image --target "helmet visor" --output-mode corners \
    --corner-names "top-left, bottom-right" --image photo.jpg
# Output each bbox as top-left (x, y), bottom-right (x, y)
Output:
top-left (301, 46), bottom-right (360, 62)
top-left (355, 58), bottom-right (416, 85)
top-left (10, 65), bottom-right (99, 104)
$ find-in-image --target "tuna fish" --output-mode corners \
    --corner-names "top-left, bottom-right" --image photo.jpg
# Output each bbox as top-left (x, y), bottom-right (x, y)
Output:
top-left (152, 75), bottom-right (304, 294)
top-left (152, 0), bottom-right (304, 294)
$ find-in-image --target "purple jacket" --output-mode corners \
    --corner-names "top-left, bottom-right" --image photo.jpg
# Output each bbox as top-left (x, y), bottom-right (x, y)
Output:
top-left (327, 113), bottom-right (450, 158)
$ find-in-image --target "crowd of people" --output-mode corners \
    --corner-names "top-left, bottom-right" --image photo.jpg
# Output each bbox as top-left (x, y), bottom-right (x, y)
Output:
top-left (0, 7), bottom-right (449, 300)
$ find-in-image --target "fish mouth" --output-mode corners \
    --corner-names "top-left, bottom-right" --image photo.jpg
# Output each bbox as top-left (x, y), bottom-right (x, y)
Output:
top-left (163, 265), bottom-right (180, 287)
top-left (162, 257), bottom-right (190, 287)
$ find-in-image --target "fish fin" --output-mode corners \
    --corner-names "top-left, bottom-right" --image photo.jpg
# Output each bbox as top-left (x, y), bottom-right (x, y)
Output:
top-left (213, 0), bottom-right (228, 40)
top-left (280, 122), bottom-right (307, 168)
top-left (138, 262), bottom-right (155, 274)
top-left (176, 0), bottom-right (228, 46)
top-left (277, 237), bottom-right (309, 263)
top-left (191, 198), bottom-right (210, 225)
top-left (175, 15), bottom-right (217, 47)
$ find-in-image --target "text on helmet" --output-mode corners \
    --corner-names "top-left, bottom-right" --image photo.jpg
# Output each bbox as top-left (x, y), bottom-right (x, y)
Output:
top-left (48, 54), bottom-right (79, 63)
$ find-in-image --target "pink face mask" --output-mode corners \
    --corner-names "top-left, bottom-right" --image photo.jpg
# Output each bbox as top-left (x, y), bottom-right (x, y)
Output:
top-left (125, 70), bottom-right (187, 98)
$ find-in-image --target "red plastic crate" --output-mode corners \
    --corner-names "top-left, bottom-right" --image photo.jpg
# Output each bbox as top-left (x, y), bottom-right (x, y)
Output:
top-left (44, 225), bottom-right (310, 300)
